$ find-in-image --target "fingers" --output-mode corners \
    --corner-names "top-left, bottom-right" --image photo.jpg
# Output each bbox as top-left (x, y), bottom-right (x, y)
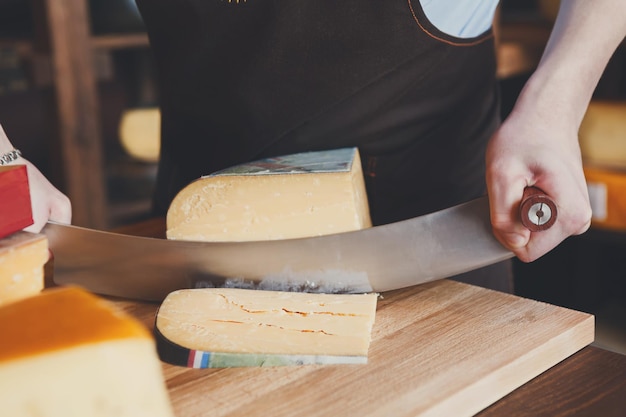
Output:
top-left (488, 174), bottom-right (532, 252)
top-left (490, 182), bottom-right (591, 263)
top-left (49, 190), bottom-right (72, 225)
top-left (20, 160), bottom-right (72, 234)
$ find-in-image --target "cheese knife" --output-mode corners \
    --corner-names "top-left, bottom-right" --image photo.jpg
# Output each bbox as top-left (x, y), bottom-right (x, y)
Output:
top-left (42, 187), bottom-right (556, 301)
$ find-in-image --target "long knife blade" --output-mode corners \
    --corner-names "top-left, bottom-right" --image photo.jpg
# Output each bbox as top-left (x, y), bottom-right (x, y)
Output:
top-left (42, 195), bottom-right (514, 301)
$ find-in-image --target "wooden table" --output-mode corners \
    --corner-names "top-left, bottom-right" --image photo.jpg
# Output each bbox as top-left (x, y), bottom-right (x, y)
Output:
top-left (111, 219), bottom-right (626, 417)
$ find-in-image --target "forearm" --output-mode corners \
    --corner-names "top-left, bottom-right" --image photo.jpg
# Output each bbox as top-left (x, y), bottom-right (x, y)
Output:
top-left (514, 0), bottom-right (626, 128)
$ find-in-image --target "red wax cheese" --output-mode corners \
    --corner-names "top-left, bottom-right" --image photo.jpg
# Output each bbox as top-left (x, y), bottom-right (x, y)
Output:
top-left (0, 165), bottom-right (33, 238)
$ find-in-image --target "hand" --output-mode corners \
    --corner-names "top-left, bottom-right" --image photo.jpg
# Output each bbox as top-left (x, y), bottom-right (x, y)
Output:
top-left (486, 109), bottom-right (591, 262)
top-left (485, 0), bottom-right (626, 262)
top-left (1, 124), bottom-right (71, 233)
top-left (20, 158), bottom-right (72, 233)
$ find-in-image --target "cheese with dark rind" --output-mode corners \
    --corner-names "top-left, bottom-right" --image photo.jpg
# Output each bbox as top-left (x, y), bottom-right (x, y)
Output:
top-left (166, 147), bottom-right (371, 242)
top-left (0, 231), bottom-right (48, 306)
top-left (155, 288), bottom-right (378, 368)
top-left (0, 286), bottom-right (174, 416)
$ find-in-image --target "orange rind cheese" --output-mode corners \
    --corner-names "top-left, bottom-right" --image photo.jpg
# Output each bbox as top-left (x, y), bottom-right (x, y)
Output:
top-left (0, 286), bottom-right (174, 416)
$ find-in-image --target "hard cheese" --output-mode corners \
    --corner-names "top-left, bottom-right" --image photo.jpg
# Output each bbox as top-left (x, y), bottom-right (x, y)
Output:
top-left (585, 165), bottom-right (626, 231)
top-left (0, 231), bottom-right (48, 306)
top-left (0, 286), bottom-right (174, 417)
top-left (155, 288), bottom-right (378, 368)
top-left (579, 101), bottom-right (626, 169)
top-left (166, 147), bottom-right (371, 241)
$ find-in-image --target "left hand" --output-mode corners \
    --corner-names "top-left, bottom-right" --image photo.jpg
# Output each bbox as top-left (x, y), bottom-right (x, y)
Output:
top-left (20, 158), bottom-right (72, 233)
top-left (486, 108), bottom-right (591, 263)
top-left (1, 123), bottom-right (71, 233)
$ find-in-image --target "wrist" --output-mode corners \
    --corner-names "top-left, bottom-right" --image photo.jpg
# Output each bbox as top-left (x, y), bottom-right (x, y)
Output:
top-left (0, 148), bottom-right (23, 166)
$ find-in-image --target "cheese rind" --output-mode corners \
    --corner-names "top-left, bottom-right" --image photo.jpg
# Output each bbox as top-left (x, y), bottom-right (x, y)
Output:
top-left (0, 287), bottom-right (174, 417)
top-left (0, 165), bottom-right (33, 239)
top-left (155, 288), bottom-right (378, 367)
top-left (166, 147), bottom-right (371, 241)
top-left (0, 231), bottom-right (48, 306)
top-left (156, 326), bottom-right (367, 368)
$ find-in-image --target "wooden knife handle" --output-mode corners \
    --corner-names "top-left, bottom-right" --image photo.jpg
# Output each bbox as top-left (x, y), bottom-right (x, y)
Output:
top-left (520, 186), bottom-right (557, 232)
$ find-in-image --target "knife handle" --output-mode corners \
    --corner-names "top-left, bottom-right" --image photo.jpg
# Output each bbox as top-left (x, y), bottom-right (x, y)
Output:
top-left (520, 186), bottom-right (557, 232)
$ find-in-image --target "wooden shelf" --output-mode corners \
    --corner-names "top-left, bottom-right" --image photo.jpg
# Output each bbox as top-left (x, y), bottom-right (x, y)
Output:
top-left (91, 33), bottom-right (149, 50)
top-left (16, 0), bottom-right (154, 229)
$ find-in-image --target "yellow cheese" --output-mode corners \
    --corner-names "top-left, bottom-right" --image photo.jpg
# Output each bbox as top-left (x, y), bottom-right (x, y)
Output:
top-left (155, 288), bottom-right (378, 367)
top-left (585, 165), bottom-right (626, 231)
top-left (579, 101), bottom-right (626, 169)
top-left (0, 286), bottom-right (174, 417)
top-left (0, 232), bottom-right (48, 306)
top-left (118, 107), bottom-right (161, 162)
top-left (166, 147), bottom-right (371, 241)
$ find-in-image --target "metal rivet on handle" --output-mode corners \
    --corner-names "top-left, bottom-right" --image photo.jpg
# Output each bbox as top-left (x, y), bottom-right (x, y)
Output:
top-left (520, 187), bottom-right (557, 232)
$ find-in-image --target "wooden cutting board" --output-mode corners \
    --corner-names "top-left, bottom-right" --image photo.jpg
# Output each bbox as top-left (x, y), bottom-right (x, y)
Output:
top-left (116, 279), bottom-right (593, 417)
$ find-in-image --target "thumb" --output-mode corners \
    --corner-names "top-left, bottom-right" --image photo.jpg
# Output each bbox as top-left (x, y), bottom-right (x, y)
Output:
top-left (48, 191), bottom-right (72, 225)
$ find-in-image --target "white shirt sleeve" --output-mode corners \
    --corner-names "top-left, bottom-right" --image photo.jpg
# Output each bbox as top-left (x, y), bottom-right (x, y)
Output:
top-left (420, 0), bottom-right (500, 38)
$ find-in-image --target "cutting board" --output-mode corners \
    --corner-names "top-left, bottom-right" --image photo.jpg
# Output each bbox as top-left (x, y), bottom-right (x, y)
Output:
top-left (116, 279), bottom-right (594, 417)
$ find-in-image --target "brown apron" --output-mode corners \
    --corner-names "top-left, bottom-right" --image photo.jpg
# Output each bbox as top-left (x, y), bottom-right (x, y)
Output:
top-left (136, 0), bottom-right (512, 291)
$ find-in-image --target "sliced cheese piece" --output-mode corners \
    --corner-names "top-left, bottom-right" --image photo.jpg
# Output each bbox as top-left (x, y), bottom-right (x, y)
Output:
top-left (166, 147), bottom-right (371, 241)
top-left (0, 231), bottom-right (48, 306)
top-left (579, 101), bottom-right (626, 169)
top-left (0, 165), bottom-right (33, 239)
top-left (155, 288), bottom-right (378, 368)
top-left (585, 165), bottom-right (626, 231)
top-left (0, 286), bottom-right (174, 417)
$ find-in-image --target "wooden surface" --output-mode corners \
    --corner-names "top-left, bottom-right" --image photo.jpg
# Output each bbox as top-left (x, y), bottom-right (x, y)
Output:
top-left (103, 219), bottom-right (609, 417)
top-left (113, 281), bottom-right (593, 417)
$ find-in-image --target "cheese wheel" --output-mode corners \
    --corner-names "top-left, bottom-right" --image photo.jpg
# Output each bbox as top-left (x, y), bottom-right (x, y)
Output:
top-left (166, 147), bottom-right (371, 242)
top-left (0, 286), bottom-right (174, 417)
top-left (579, 101), bottom-right (626, 169)
top-left (118, 107), bottom-right (160, 162)
top-left (585, 165), bottom-right (626, 231)
top-left (155, 288), bottom-right (378, 368)
top-left (0, 231), bottom-right (48, 306)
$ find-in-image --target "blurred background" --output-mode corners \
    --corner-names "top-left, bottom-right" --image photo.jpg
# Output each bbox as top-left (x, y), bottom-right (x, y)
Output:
top-left (0, 0), bottom-right (624, 354)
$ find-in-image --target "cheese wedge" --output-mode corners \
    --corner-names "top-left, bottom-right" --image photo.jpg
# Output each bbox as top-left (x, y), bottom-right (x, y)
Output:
top-left (155, 288), bottom-right (378, 368)
top-left (0, 231), bottom-right (48, 306)
top-left (166, 147), bottom-right (371, 241)
top-left (0, 286), bottom-right (174, 417)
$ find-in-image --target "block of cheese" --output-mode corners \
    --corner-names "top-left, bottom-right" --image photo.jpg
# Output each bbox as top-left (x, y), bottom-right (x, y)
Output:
top-left (167, 147), bottom-right (371, 241)
top-left (579, 101), bottom-right (626, 169)
top-left (585, 165), bottom-right (626, 231)
top-left (155, 288), bottom-right (378, 368)
top-left (0, 286), bottom-right (174, 417)
top-left (0, 231), bottom-right (48, 306)
top-left (0, 165), bottom-right (33, 239)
